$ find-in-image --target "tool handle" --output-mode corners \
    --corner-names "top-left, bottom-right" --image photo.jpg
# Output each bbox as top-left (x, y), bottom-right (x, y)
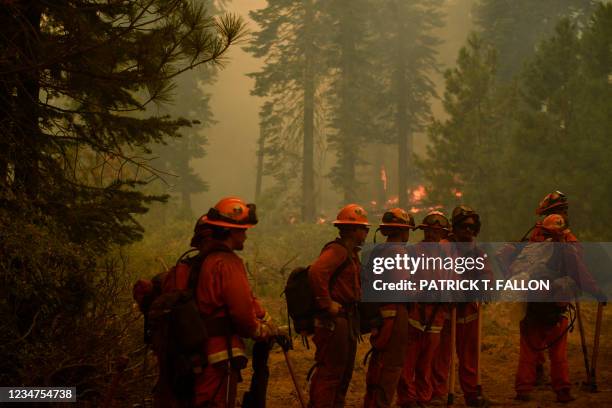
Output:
top-left (283, 350), bottom-right (307, 408)
top-left (448, 307), bottom-right (457, 405)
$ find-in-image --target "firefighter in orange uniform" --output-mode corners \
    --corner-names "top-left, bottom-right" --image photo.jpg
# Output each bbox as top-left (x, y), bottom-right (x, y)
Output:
top-left (397, 211), bottom-right (450, 407)
top-left (431, 206), bottom-right (491, 407)
top-left (192, 197), bottom-right (277, 407)
top-left (515, 192), bottom-right (605, 403)
top-left (364, 208), bottom-right (414, 407)
top-left (308, 204), bottom-right (369, 408)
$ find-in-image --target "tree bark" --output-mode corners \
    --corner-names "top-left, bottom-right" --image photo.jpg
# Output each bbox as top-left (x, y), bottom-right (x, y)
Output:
top-left (255, 126), bottom-right (265, 203)
top-left (13, 2), bottom-right (42, 198)
top-left (301, 0), bottom-right (316, 222)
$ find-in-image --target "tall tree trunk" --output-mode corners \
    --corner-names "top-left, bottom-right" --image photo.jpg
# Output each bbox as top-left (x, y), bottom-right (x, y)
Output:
top-left (301, 0), bottom-right (316, 222)
top-left (181, 188), bottom-right (192, 217)
top-left (339, 2), bottom-right (357, 203)
top-left (396, 60), bottom-right (409, 209)
top-left (255, 125), bottom-right (265, 203)
top-left (14, 3), bottom-right (42, 198)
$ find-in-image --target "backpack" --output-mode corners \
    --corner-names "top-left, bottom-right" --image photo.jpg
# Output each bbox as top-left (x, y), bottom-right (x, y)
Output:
top-left (284, 241), bottom-right (351, 334)
top-left (146, 248), bottom-right (231, 401)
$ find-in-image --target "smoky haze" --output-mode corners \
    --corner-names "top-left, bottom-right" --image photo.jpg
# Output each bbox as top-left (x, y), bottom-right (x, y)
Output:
top-left (193, 0), bottom-right (267, 210)
top-left (193, 0), bottom-right (475, 212)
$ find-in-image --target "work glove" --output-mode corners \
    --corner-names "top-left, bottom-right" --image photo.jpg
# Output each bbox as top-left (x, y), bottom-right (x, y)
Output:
top-left (254, 320), bottom-right (279, 341)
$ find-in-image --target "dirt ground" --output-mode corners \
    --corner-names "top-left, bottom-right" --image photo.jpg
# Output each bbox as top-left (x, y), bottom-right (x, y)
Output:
top-left (237, 302), bottom-right (612, 408)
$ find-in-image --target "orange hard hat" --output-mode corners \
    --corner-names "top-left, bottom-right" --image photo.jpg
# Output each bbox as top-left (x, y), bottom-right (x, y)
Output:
top-left (541, 214), bottom-right (566, 233)
top-left (201, 196), bottom-right (258, 229)
top-left (418, 210), bottom-right (450, 230)
top-left (333, 204), bottom-right (370, 226)
top-left (380, 208), bottom-right (415, 229)
top-left (536, 191), bottom-right (568, 215)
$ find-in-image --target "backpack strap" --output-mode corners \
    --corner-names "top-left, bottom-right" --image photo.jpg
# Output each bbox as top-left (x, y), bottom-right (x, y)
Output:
top-left (185, 246), bottom-right (233, 293)
top-left (323, 240), bottom-right (353, 295)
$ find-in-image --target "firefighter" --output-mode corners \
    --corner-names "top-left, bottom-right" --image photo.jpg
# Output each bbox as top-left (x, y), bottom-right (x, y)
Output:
top-left (308, 204), bottom-right (369, 408)
top-left (364, 208), bottom-right (415, 408)
top-left (398, 211), bottom-right (450, 407)
top-left (515, 193), bottom-right (606, 403)
top-left (431, 206), bottom-right (491, 407)
top-left (193, 197), bottom-right (278, 407)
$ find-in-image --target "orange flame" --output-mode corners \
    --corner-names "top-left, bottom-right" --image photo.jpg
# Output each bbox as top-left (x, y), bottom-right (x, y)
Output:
top-left (380, 165), bottom-right (387, 192)
top-left (386, 196), bottom-right (399, 206)
top-left (410, 185), bottom-right (427, 204)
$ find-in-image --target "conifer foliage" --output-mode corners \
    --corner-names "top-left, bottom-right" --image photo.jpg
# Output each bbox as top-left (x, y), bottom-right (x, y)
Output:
top-left (0, 0), bottom-right (244, 388)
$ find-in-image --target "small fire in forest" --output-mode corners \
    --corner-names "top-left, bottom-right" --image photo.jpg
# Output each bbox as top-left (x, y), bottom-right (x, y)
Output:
top-left (370, 200), bottom-right (377, 207)
top-left (316, 216), bottom-right (326, 224)
top-left (410, 185), bottom-right (427, 204)
top-left (452, 188), bottom-right (463, 199)
top-left (386, 196), bottom-right (399, 206)
top-left (380, 165), bottom-right (387, 191)
top-left (410, 206), bottom-right (421, 213)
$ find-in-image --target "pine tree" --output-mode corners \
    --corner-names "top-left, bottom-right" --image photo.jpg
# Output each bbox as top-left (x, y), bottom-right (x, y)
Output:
top-left (474, 0), bottom-right (595, 81)
top-left (513, 3), bottom-right (612, 239)
top-left (418, 33), bottom-right (521, 238)
top-left (324, 0), bottom-right (377, 203)
top-left (0, 0), bottom-right (245, 385)
top-left (0, 0), bottom-right (245, 248)
top-left (371, 0), bottom-right (443, 208)
top-left (246, 0), bottom-right (328, 222)
top-left (150, 71), bottom-right (215, 218)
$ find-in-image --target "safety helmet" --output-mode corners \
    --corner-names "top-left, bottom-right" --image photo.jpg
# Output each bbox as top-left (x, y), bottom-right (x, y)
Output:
top-left (332, 204), bottom-right (370, 226)
top-left (201, 197), bottom-right (258, 229)
top-left (380, 208), bottom-right (415, 229)
top-left (541, 214), bottom-right (566, 233)
top-left (418, 210), bottom-right (450, 230)
top-left (451, 205), bottom-right (481, 233)
top-left (536, 191), bottom-right (568, 215)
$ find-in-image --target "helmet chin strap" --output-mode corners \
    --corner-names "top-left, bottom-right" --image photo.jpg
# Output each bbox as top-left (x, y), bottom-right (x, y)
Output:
top-left (373, 227), bottom-right (381, 243)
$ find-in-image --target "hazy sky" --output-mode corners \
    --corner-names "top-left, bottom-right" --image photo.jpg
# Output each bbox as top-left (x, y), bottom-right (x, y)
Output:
top-left (194, 0), bottom-right (267, 210)
top-left (194, 0), bottom-right (475, 210)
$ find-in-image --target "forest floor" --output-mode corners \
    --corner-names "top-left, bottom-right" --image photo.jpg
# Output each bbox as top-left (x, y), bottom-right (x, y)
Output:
top-left (237, 301), bottom-right (612, 408)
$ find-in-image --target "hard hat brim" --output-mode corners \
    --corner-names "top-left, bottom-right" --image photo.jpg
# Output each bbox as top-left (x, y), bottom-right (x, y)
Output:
top-left (380, 223), bottom-right (414, 229)
top-left (202, 217), bottom-right (254, 229)
top-left (332, 220), bottom-right (371, 226)
top-left (535, 202), bottom-right (568, 215)
top-left (417, 224), bottom-right (449, 230)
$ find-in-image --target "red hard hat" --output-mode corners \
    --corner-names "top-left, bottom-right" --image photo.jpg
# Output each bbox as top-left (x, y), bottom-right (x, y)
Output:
top-left (542, 214), bottom-right (566, 233)
top-left (380, 208), bottom-right (415, 229)
top-left (536, 191), bottom-right (568, 215)
top-left (333, 204), bottom-right (370, 226)
top-left (201, 197), bottom-right (258, 229)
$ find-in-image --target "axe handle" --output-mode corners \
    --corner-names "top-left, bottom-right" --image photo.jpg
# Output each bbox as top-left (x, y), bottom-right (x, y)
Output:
top-left (590, 303), bottom-right (604, 391)
top-left (283, 349), bottom-right (307, 408)
top-left (476, 303), bottom-right (482, 389)
top-left (448, 307), bottom-right (457, 405)
top-left (575, 302), bottom-right (592, 385)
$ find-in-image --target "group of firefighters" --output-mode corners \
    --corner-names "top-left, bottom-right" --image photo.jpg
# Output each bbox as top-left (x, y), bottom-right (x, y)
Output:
top-left (137, 191), bottom-right (606, 407)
